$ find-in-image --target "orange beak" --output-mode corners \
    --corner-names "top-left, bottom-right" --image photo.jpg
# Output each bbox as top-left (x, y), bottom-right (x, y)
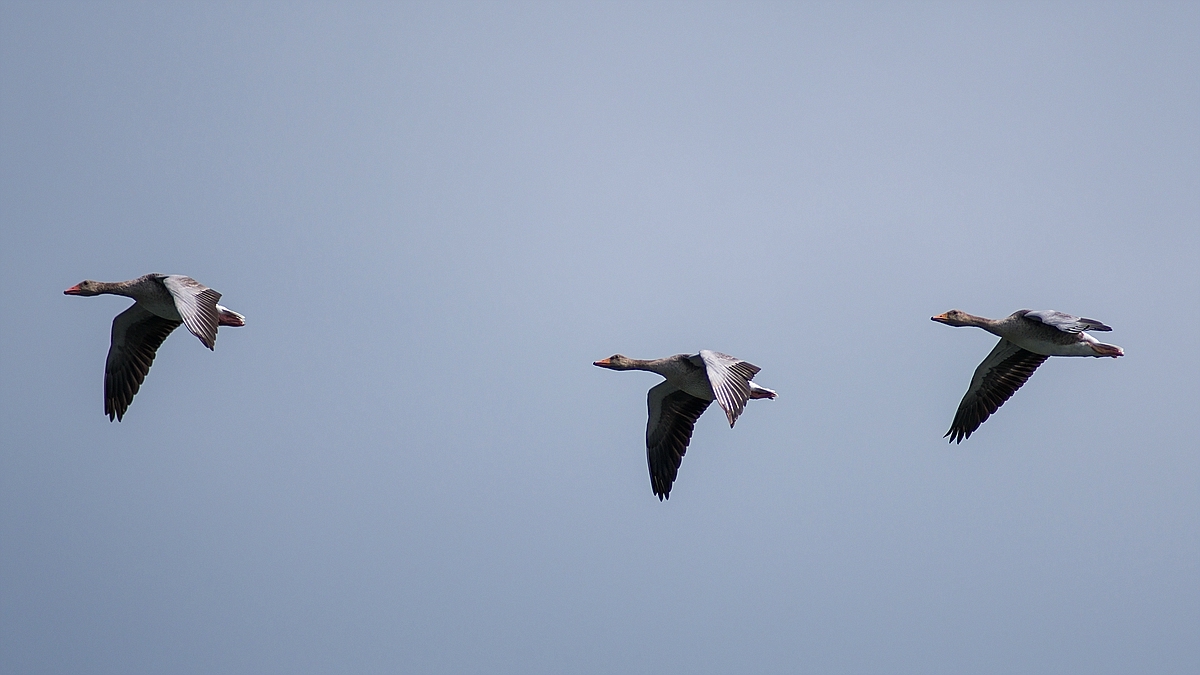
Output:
top-left (931, 313), bottom-right (950, 323)
top-left (64, 284), bottom-right (84, 295)
top-left (593, 358), bottom-right (612, 367)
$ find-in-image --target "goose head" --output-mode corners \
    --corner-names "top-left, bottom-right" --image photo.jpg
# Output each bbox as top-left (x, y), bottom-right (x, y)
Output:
top-left (593, 354), bottom-right (636, 370)
top-left (64, 280), bottom-right (102, 296)
top-left (931, 309), bottom-right (973, 327)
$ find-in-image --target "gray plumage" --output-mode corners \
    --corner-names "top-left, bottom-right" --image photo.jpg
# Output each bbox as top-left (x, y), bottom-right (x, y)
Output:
top-left (66, 274), bottom-right (245, 421)
top-left (933, 309), bottom-right (1123, 443)
top-left (594, 351), bottom-right (776, 500)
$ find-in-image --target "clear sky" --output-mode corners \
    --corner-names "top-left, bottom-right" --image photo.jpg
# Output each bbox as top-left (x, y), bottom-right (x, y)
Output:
top-left (1, 2), bottom-right (1197, 673)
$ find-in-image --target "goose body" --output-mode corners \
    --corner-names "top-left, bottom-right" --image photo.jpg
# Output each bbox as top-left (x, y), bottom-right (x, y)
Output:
top-left (594, 350), bottom-right (776, 500)
top-left (932, 309), bottom-right (1122, 443)
top-left (65, 274), bottom-right (245, 421)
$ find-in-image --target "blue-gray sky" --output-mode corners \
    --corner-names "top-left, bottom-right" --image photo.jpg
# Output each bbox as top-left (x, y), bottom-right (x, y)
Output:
top-left (2, 2), bottom-right (1198, 673)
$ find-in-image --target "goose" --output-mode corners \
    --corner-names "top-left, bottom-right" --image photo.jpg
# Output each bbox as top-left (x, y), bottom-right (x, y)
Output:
top-left (65, 274), bottom-right (245, 421)
top-left (932, 309), bottom-right (1123, 443)
top-left (593, 350), bottom-right (776, 500)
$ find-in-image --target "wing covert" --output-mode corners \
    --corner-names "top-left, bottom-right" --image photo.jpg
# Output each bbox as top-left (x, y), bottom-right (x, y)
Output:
top-left (1024, 310), bottom-right (1112, 333)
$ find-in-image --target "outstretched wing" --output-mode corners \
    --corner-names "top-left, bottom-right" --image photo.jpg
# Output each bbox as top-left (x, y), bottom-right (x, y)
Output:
top-left (698, 350), bottom-right (761, 427)
top-left (160, 275), bottom-right (222, 349)
top-left (946, 338), bottom-right (1049, 443)
top-left (105, 304), bottom-right (182, 421)
top-left (1023, 310), bottom-right (1112, 333)
top-left (646, 382), bottom-right (712, 501)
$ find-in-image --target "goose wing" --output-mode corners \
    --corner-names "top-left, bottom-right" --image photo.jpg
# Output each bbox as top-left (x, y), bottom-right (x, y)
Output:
top-left (160, 275), bottom-right (222, 349)
top-left (646, 381), bottom-right (712, 501)
top-left (698, 350), bottom-right (761, 427)
top-left (105, 304), bottom-right (182, 421)
top-left (1023, 310), bottom-right (1112, 333)
top-left (946, 338), bottom-right (1049, 443)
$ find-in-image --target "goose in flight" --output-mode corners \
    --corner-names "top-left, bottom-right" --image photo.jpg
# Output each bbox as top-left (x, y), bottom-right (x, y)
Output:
top-left (65, 274), bottom-right (245, 421)
top-left (932, 309), bottom-right (1123, 443)
top-left (593, 350), bottom-right (776, 500)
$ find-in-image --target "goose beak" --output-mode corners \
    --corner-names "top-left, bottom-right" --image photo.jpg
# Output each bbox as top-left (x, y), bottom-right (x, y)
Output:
top-left (931, 313), bottom-right (950, 324)
top-left (593, 358), bottom-right (612, 367)
top-left (64, 284), bottom-right (83, 295)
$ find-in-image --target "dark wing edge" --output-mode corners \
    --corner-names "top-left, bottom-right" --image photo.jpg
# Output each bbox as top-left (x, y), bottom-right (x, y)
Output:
top-left (104, 305), bottom-right (182, 421)
top-left (646, 384), bottom-right (713, 501)
top-left (946, 341), bottom-right (1049, 443)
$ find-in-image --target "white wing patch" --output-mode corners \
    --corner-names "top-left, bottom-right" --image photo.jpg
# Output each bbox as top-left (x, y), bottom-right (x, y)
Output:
top-left (699, 349), bottom-right (761, 427)
top-left (161, 275), bottom-right (222, 349)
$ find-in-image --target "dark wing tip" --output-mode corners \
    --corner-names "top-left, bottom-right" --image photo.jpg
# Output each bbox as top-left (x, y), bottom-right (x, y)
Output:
top-left (106, 396), bottom-right (126, 422)
top-left (944, 427), bottom-right (969, 444)
top-left (651, 474), bottom-right (671, 500)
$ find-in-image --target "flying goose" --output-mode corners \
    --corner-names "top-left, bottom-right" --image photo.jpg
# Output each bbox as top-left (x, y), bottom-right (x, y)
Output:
top-left (65, 274), bottom-right (245, 421)
top-left (593, 350), bottom-right (776, 500)
top-left (932, 309), bottom-right (1123, 442)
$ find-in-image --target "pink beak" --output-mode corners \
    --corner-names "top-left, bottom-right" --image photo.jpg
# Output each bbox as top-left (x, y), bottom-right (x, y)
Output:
top-left (64, 284), bottom-right (84, 295)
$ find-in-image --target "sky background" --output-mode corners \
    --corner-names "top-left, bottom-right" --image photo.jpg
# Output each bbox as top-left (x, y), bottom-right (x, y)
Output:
top-left (1, 2), bottom-right (1198, 673)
